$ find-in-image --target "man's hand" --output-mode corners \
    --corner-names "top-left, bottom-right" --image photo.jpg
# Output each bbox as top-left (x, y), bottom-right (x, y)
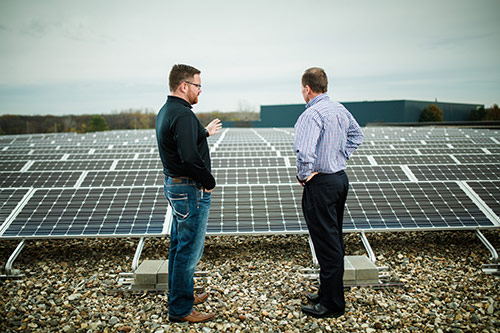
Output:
top-left (206, 118), bottom-right (222, 136)
top-left (204, 187), bottom-right (214, 193)
top-left (296, 177), bottom-right (306, 187)
top-left (297, 172), bottom-right (318, 187)
top-left (306, 172), bottom-right (318, 182)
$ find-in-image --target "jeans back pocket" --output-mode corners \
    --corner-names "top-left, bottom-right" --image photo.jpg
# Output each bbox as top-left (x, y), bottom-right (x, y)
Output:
top-left (167, 190), bottom-right (190, 220)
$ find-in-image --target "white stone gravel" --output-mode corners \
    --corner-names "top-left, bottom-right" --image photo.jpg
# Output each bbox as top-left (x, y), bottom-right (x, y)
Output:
top-left (1, 230), bottom-right (499, 332)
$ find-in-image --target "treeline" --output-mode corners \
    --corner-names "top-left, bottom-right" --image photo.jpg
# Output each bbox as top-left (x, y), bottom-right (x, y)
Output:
top-left (0, 109), bottom-right (260, 135)
top-left (468, 104), bottom-right (500, 121)
top-left (419, 104), bottom-right (500, 122)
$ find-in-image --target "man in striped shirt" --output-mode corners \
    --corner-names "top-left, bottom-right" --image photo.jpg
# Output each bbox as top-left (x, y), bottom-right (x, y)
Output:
top-left (295, 67), bottom-right (364, 318)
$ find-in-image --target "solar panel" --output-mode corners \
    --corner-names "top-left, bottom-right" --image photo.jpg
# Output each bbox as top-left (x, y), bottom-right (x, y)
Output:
top-left (207, 184), bottom-right (305, 235)
top-left (115, 160), bottom-right (162, 170)
top-left (343, 182), bottom-right (494, 231)
top-left (211, 151), bottom-right (279, 158)
top-left (355, 149), bottom-right (418, 156)
top-left (25, 148), bottom-right (93, 155)
top-left (346, 166), bottom-right (410, 182)
top-left (0, 171), bottom-right (82, 188)
top-left (206, 181), bottom-right (496, 235)
top-left (29, 161), bottom-right (114, 171)
top-left (217, 144), bottom-right (275, 150)
top-left (418, 148), bottom-right (487, 155)
top-left (455, 155), bottom-right (500, 164)
top-left (81, 170), bottom-right (163, 187)
top-left (470, 137), bottom-right (498, 144)
top-left (212, 157), bottom-right (287, 168)
top-left (0, 188), bottom-right (30, 227)
top-left (213, 167), bottom-right (297, 185)
top-left (465, 181), bottom-right (500, 218)
top-left (0, 126), bottom-right (499, 241)
top-left (409, 164), bottom-right (500, 181)
top-left (374, 155), bottom-right (456, 165)
top-left (0, 154), bottom-right (66, 161)
top-left (68, 153), bottom-right (138, 160)
top-left (137, 153), bottom-right (162, 160)
top-left (0, 186), bottom-right (168, 239)
top-left (94, 148), bottom-right (156, 154)
top-left (0, 162), bottom-right (28, 172)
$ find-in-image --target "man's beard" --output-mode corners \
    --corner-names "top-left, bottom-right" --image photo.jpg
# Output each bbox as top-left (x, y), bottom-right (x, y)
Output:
top-left (188, 91), bottom-right (199, 105)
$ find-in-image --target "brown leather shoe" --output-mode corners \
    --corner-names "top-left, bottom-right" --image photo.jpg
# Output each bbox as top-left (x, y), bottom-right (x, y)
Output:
top-left (194, 292), bottom-right (208, 305)
top-left (169, 309), bottom-right (214, 323)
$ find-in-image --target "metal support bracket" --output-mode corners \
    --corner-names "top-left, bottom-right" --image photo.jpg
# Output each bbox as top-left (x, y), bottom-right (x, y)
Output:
top-left (308, 236), bottom-right (319, 268)
top-left (360, 231), bottom-right (376, 264)
top-left (303, 233), bottom-right (395, 286)
top-left (132, 237), bottom-right (146, 272)
top-left (475, 230), bottom-right (499, 276)
top-left (2, 240), bottom-right (26, 278)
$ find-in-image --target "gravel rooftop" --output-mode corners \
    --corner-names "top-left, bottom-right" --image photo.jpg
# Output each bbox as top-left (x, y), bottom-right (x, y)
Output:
top-left (1, 229), bottom-right (499, 332)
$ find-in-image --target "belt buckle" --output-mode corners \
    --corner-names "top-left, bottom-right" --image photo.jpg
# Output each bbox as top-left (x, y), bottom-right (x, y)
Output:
top-left (172, 178), bottom-right (182, 184)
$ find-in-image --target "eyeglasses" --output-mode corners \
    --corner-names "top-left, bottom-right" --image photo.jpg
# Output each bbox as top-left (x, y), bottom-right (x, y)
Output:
top-left (185, 81), bottom-right (202, 89)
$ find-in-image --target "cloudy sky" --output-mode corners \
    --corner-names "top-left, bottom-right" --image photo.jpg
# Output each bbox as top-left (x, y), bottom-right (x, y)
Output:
top-left (0, 0), bottom-right (499, 115)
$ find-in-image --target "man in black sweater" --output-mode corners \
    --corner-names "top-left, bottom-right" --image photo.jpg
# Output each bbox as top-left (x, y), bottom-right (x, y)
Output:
top-left (156, 64), bottom-right (222, 323)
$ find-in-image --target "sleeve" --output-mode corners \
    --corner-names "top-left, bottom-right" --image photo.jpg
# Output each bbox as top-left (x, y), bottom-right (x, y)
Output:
top-left (344, 112), bottom-right (364, 159)
top-left (175, 115), bottom-right (216, 190)
top-left (294, 112), bottom-right (321, 181)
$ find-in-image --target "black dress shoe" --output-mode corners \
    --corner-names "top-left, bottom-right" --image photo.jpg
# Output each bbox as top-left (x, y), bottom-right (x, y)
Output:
top-left (301, 303), bottom-right (344, 318)
top-left (307, 293), bottom-right (320, 304)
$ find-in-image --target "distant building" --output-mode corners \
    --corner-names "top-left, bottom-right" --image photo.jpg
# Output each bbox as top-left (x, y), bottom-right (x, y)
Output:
top-left (223, 100), bottom-right (484, 127)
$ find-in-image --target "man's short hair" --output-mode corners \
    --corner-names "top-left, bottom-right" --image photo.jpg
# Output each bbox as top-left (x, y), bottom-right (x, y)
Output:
top-left (169, 64), bottom-right (201, 92)
top-left (302, 67), bottom-right (328, 93)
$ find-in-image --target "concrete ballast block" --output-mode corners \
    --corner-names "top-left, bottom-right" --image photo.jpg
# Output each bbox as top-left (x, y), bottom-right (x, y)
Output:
top-left (134, 260), bottom-right (164, 285)
top-left (348, 255), bottom-right (379, 283)
top-left (157, 260), bottom-right (169, 284)
top-left (343, 257), bottom-right (356, 282)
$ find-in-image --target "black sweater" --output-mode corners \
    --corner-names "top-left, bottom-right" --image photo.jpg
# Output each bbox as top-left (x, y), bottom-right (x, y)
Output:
top-left (156, 96), bottom-right (216, 190)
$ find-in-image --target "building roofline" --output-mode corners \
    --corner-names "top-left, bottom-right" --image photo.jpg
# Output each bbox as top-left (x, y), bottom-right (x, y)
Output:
top-left (262, 99), bottom-right (484, 107)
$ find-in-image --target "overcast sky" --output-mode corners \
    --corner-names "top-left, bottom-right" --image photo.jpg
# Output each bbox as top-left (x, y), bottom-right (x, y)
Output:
top-left (0, 0), bottom-right (499, 116)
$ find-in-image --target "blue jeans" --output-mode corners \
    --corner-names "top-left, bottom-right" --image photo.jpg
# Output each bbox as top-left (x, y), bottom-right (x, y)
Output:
top-left (164, 176), bottom-right (211, 318)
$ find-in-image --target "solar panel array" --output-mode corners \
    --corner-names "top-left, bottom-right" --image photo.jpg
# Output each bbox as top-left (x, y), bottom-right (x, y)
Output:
top-left (0, 126), bottom-right (499, 240)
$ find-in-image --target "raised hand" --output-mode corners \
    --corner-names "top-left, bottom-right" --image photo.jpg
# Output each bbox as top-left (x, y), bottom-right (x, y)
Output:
top-left (206, 118), bottom-right (222, 136)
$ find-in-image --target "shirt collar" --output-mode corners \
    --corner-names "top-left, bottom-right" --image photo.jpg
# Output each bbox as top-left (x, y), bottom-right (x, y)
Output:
top-left (167, 95), bottom-right (193, 109)
top-left (306, 93), bottom-right (329, 109)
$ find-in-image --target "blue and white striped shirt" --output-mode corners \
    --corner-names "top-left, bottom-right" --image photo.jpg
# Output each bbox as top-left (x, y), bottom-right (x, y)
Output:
top-left (294, 94), bottom-right (364, 181)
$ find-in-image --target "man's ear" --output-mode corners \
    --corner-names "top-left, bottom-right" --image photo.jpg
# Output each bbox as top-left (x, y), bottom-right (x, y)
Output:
top-left (180, 82), bottom-right (188, 93)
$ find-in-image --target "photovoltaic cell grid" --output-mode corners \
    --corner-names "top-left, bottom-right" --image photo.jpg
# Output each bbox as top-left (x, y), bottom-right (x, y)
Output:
top-left (29, 160), bottom-right (114, 171)
top-left (2, 187), bottom-right (168, 238)
top-left (343, 182), bottom-right (493, 231)
top-left (81, 170), bottom-right (163, 187)
top-left (0, 126), bottom-right (499, 239)
top-left (0, 171), bottom-right (82, 188)
top-left (456, 155), bottom-right (500, 164)
top-left (0, 154), bottom-right (66, 161)
top-left (0, 188), bottom-right (30, 227)
top-left (213, 168), bottom-right (297, 185)
top-left (205, 181), bottom-right (495, 234)
top-left (466, 181), bottom-right (500, 218)
top-left (409, 165), bottom-right (500, 181)
top-left (207, 184), bottom-right (305, 234)
top-left (0, 162), bottom-right (27, 172)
